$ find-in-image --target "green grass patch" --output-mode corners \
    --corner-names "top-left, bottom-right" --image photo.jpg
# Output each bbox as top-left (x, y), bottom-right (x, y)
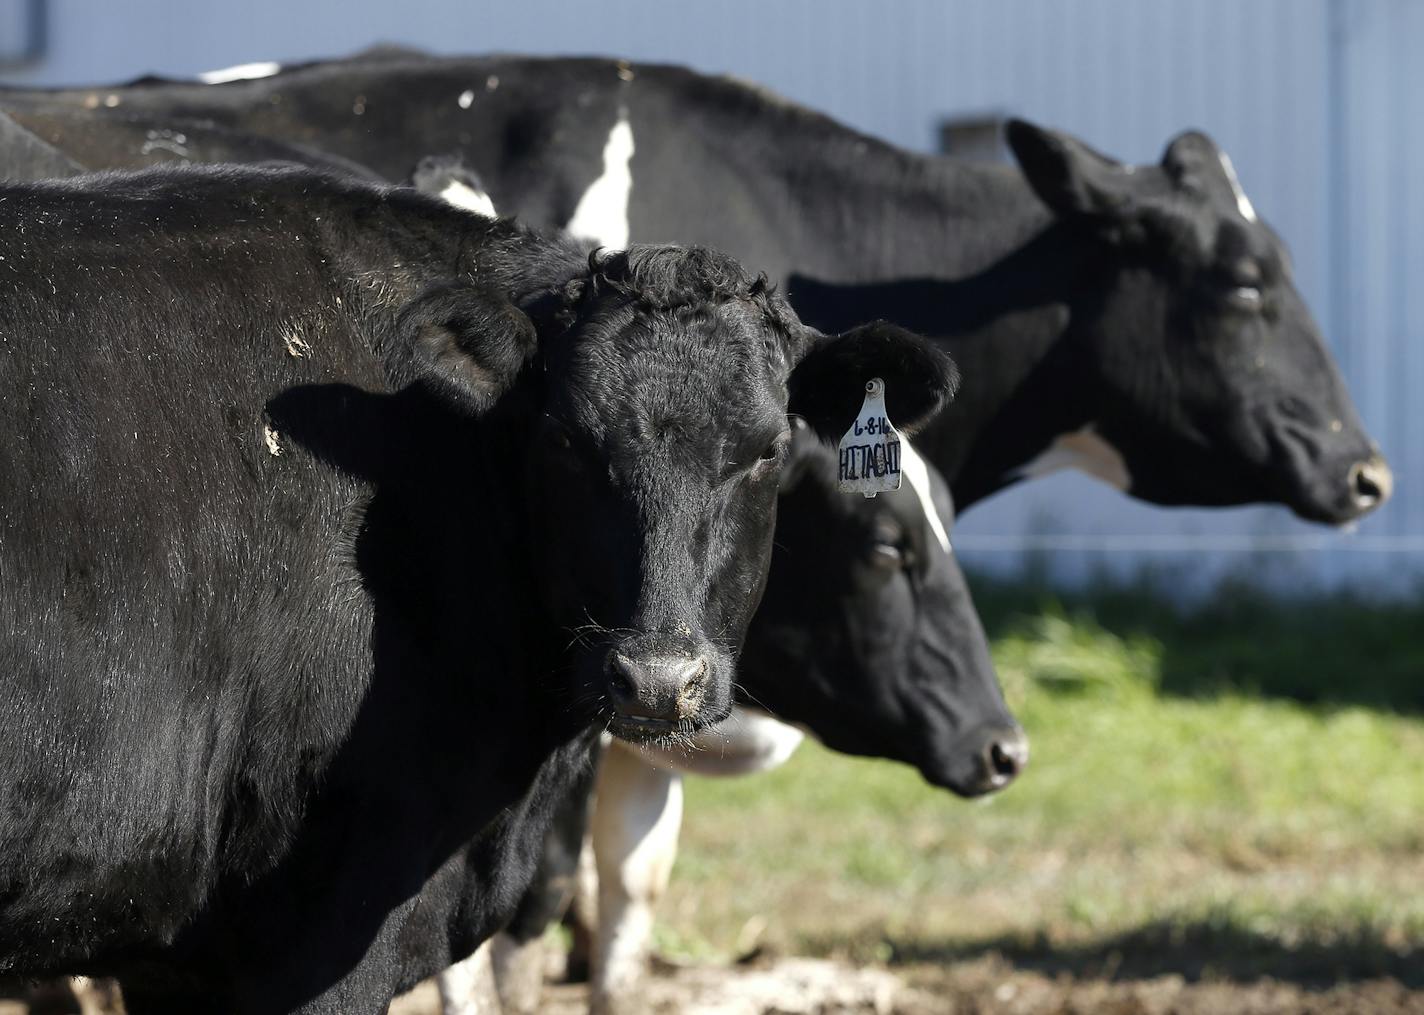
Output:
top-left (660, 580), bottom-right (1424, 982)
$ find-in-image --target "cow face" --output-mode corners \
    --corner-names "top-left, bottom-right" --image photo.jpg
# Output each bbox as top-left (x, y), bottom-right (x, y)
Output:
top-left (525, 247), bottom-right (956, 745)
top-left (1008, 119), bottom-right (1390, 524)
top-left (740, 426), bottom-right (1023, 796)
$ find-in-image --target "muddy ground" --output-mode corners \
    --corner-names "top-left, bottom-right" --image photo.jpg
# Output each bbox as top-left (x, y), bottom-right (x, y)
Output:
top-left (9, 952), bottom-right (1424, 1015)
top-left (405, 950), bottom-right (1424, 1015)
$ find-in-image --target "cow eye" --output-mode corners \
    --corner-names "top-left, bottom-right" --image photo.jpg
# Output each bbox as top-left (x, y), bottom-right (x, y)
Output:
top-left (869, 541), bottom-right (904, 568)
top-left (760, 432), bottom-right (790, 462)
top-left (868, 520), bottom-right (907, 569)
top-left (1229, 285), bottom-right (1263, 311)
top-left (748, 430), bottom-right (791, 471)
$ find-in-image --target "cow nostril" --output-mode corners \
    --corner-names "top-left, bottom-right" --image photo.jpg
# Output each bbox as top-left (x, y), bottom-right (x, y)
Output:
top-left (605, 655), bottom-right (637, 702)
top-left (984, 730), bottom-right (1029, 786)
top-left (607, 670), bottom-right (634, 698)
top-left (1348, 457), bottom-right (1394, 510)
top-left (989, 742), bottom-right (1018, 778)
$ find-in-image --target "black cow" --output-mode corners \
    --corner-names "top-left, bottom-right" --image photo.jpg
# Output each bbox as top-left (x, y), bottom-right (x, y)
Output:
top-left (0, 164), bottom-right (953, 1013)
top-left (12, 51), bottom-right (1381, 521)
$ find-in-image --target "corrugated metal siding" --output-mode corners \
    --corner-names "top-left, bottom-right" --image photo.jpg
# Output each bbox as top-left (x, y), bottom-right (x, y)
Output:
top-left (4, 0), bottom-right (1420, 593)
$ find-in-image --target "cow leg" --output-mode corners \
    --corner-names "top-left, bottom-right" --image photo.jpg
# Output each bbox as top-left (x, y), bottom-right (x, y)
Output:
top-left (490, 755), bottom-right (600, 1012)
top-left (487, 933), bottom-right (540, 1015)
top-left (589, 743), bottom-right (683, 1015)
top-left (564, 831), bottom-right (599, 982)
top-left (69, 977), bottom-right (124, 1015)
top-left (23, 978), bottom-right (118, 1015)
top-left (436, 940), bottom-right (500, 1015)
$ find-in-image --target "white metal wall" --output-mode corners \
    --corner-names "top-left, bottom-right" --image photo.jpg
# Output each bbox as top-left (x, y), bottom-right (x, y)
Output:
top-left (4, 0), bottom-right (1419, 594)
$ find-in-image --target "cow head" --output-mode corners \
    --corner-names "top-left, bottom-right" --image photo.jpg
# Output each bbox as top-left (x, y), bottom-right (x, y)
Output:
top-left (740, 425), bottom-right (1024, 795)
top-left (1007, 119), bottom-right (1390, 524)
top-left (516, 247), bottom-right (956, 744)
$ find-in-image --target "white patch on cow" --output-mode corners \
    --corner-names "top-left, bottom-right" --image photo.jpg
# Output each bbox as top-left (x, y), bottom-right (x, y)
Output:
top-left (565, 114), bottom-right (634, 250)
top-left (592, 744), bottom-right (684, 1010)
top-left (899, 440), bottom-right (951, 554)
top-left (438, 179), bottom-right (496, 218)
top-left (281, 322), bottom-right (312, 358)
top-left (1016, 425), bottom-right (1131, 491)
top-left (435, 940), bottom-right (497, 1015)
top-left (67, 977), bottom-right (122, 1015)
top-left (1217, 151), bottom-right (1258, 222)
top-left (197, 61), bottom-right (281, 85)
top-left (631, 707), bottom-right (805, 777)
top-left (457, 89), bottom-right (474, 109)
top-left (485, 74), bottom-right (500, 91)
top-left (262, 424), bottom-right (284, 457)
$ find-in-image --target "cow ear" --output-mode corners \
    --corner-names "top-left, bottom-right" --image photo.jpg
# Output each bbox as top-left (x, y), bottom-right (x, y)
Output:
top-left (788, 321), bottom-right (958, 440)
top-left (1160, 129), bottom-right (1257, 219)
top-left (408, 154), bottom-right (497, 217)
top-left (1006, 118), bottom-right (1141, 223)
top-left (403, 283), bottom-right (537, 414)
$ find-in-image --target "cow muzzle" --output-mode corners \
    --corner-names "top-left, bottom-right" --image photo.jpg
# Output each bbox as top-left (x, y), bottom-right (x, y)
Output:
top-left (942, 723), bottom-right (1029, 797)
top-left (1347, 454), bottom-right (1393, 515)
top-left (604, 634), bottom-right (712, 740)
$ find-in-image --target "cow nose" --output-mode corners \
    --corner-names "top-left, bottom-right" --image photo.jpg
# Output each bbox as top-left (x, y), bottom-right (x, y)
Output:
top-left (986, 729), bottom-right (1029, 783)
top-left (605, 651), bottom-right (708, 724)
top-left (961, 724), bottom-right (1029, 796)
top-left (1348, 455), bottom-right (1393, 512)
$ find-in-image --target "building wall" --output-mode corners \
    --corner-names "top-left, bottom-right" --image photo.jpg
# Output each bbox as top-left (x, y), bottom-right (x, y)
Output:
top-left (4, 0), bottom-right (1418, 594)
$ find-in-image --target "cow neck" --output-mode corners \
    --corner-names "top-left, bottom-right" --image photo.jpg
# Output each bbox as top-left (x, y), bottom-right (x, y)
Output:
top-left (772, 146), bottom-right (1113, 507)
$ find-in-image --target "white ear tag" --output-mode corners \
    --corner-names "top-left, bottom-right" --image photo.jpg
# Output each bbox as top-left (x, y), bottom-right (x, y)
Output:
top-left (837, 378), bottom-right (902, 498)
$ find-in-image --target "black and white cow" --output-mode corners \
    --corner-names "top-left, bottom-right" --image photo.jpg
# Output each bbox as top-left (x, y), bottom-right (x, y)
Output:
top-left (13, 51), bottom-right (1379, 521)
top-left (0, 163), bottom-right (954, 1013)
top-left (576, 433), bottom-right (1020, 1015)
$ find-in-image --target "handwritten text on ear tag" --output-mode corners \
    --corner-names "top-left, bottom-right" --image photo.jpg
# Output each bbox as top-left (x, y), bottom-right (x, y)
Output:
top-left (837, 377), bottom-right (902, 498)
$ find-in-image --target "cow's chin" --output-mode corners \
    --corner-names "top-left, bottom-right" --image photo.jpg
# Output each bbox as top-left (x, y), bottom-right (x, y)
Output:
top-left (604, 700), bottom-right (735, 749)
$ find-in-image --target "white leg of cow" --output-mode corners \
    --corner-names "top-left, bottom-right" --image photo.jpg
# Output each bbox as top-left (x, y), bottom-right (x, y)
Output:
top-left (589, 743), bottom-right (684, 1015)
top-left (489, 931), bottom-right (545, 1015)
top-left (68, 977), bottom-right (123, 1015)
top-left (436, 940), bottom-right (500, 1015)
top-left (566, 829), bottom-right (599, 981)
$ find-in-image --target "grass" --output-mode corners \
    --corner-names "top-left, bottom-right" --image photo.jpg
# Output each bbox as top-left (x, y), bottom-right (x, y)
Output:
top-left (659, 576), bottom-right (1424, 984)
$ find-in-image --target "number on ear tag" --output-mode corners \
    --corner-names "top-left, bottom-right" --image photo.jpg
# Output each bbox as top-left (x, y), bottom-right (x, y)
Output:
top-left (837, 378), bottom-right (902, 498)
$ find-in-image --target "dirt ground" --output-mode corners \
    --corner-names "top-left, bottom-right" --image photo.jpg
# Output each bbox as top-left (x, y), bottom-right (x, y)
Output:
top-left (10, 952), bottom-right (1424, 1014)
top-left (389, 952), bottom-right (1424, 1015)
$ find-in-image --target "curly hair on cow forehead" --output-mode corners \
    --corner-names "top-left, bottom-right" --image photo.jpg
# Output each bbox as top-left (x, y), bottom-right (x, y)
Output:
top-left (584, 245), bottom-right (793, 322)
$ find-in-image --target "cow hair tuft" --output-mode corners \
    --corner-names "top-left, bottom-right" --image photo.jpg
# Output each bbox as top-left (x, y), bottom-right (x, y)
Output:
top-left (584, 245), bottom-right (792, 324)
